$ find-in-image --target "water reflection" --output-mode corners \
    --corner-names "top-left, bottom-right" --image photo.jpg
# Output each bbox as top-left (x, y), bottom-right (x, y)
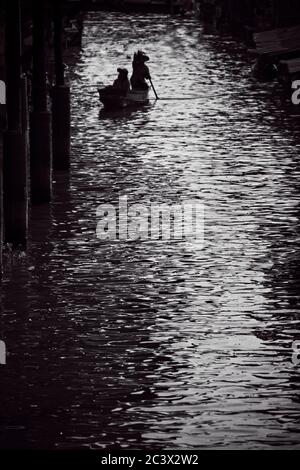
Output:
top-left (1, 11), bottom-right (300, 449)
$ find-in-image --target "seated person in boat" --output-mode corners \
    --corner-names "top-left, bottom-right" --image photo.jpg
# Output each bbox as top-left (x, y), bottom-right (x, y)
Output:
top-left (130, 51), bottom-right (151, 91)
top-left (112, 68), bottom-right (130, 95)
top-left (100, 68), bottom-right (130, 97)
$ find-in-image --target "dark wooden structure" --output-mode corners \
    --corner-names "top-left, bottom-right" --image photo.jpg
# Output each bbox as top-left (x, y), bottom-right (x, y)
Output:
top-left (3, 0), bottom-right (28, 247)
top-left (0, 0), bottom-right (77, 270)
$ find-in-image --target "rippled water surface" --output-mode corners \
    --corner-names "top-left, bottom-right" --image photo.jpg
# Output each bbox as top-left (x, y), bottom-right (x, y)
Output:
top-left (1, 12), bottom-right (300, 449)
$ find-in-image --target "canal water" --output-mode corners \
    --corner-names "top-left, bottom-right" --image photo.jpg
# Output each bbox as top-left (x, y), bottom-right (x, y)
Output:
top-left (1, 12), bottom-right (300, 449)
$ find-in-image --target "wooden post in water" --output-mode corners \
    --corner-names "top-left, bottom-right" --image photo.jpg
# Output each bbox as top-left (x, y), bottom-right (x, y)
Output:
top-left (0, 133), bottom-right (3, 276)
top-left (30, 0), bottom-right (52, 203)
top-left (0, 130), bottom-right (3, 278)
top-left (0, 8), bottom-right (5, 275)
top-left (52, 0), bottom-right (71, 171)
top-left (3, 0), bottom-right (29, 247)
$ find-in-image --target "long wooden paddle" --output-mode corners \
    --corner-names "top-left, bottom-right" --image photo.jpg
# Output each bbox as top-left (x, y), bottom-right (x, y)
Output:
top-left (149, 78), bottom-right (159, 100)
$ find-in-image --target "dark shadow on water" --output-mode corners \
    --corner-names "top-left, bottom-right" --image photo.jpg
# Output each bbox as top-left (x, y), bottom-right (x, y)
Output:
top-left (98, 104), bottom-right (152, 122)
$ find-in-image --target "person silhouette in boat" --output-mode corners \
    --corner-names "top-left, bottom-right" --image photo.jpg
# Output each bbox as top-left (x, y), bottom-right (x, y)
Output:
top-left (112, 68), bottom-right (130, 95)
top-left (130, 51), bottom-right (151, 91)
top-left (98, 68), bottom-right (130, 102)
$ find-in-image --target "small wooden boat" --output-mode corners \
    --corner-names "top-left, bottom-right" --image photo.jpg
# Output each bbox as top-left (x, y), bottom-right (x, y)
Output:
top-left (98, 87), bottom-right (150, 109)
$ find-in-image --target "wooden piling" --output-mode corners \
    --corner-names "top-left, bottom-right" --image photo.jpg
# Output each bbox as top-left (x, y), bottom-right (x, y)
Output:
top-left (0, 7), bottom-right (5, 275)
top-left (52, 0), bottom-right (71, 171)
top-left (30, 0), bottom-right (52, 203)
top-left (3, 0), bottom-right (29, 247)
top-left (0, 132), bottom-right (3, 276)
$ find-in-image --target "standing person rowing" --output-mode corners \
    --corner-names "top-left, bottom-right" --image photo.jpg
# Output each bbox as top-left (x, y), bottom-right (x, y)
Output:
top-left (130, 51), bottom-right (151, 91)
